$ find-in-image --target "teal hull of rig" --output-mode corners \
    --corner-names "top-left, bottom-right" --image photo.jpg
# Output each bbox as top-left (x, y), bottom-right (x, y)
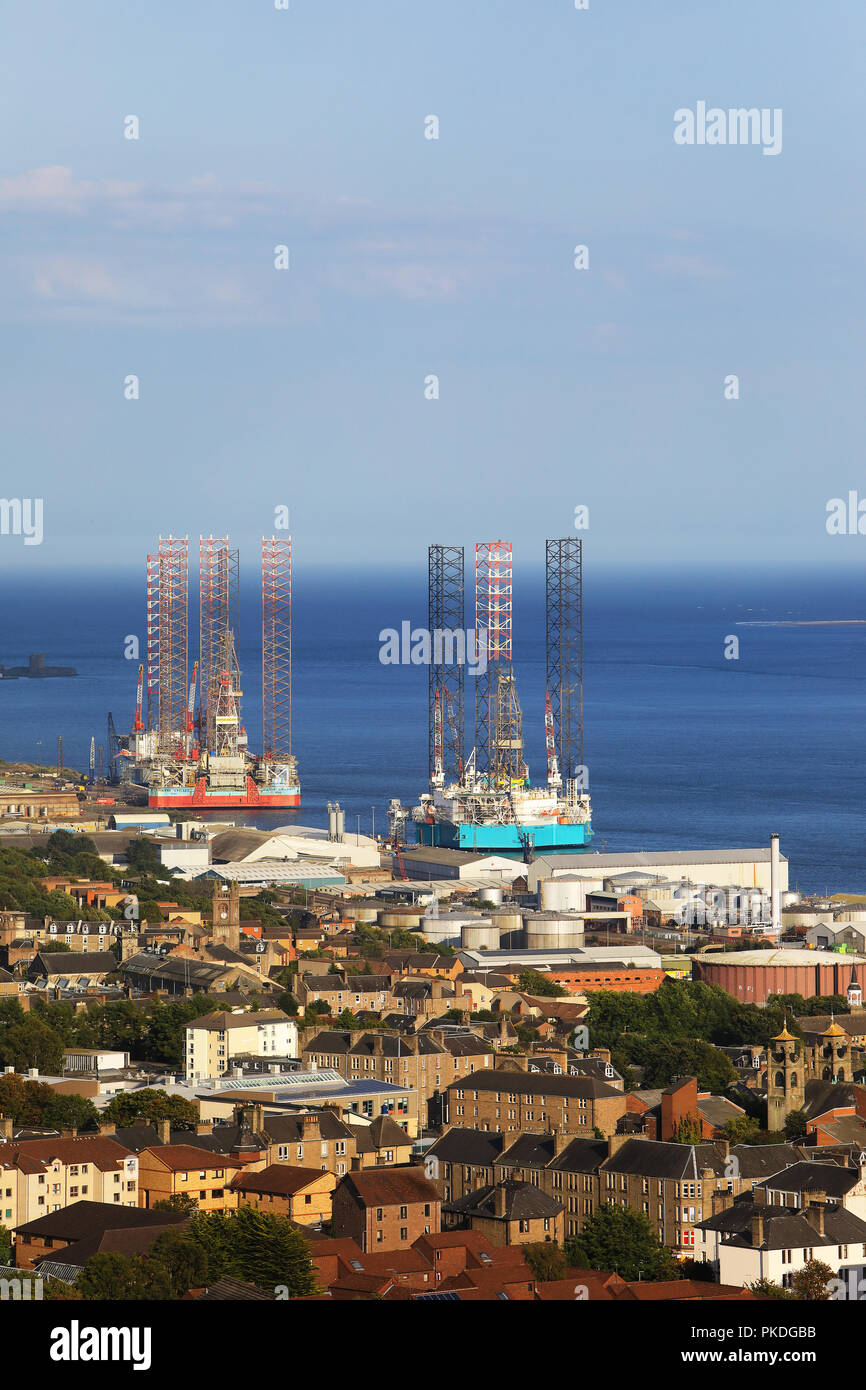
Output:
top-left (415, 818), bottom-right (594, 853)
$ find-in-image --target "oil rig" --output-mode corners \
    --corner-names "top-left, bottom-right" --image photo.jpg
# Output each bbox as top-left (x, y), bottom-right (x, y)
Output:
top-left (108, 535), bottom-right (299, 809)
top-left (390, 537), bottom-right (591, 857)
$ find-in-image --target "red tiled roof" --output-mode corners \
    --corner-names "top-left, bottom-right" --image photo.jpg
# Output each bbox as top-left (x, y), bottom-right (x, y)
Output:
top-left (231, 1164), bottom-right (332, 1197)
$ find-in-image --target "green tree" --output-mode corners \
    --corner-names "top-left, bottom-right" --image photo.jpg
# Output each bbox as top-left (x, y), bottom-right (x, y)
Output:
top-left (0, 1017), bottom-right (64, 1074)
top-left (185, 1207), bottom-right (317, 1295)
top-left (783, 1109), bottom-right (808, 1141)
top-left (153, 1194), bottom-right (199, 1214)
top-left (723, 1116), bottom-right (761, 1145)
top-left (103, 1089), bottom-right (200, 1128)
top-left (792, 1259), bottom-right (835, 1301)
top-left (517, 970), bottom-right (567, 998)
top-left (148, 1227), bottom-right (208, 1297)
top-left (522, 1241), bottom-right (568, 1281)
top-left (565, 1203), bottom-right (681, 1282)
top-left (42, 1092), bottom-right (100, 1132)
top-left (77, 1251), bottom-right (172, 1300)
top-left (672, 1112), bottom-right (703, 1144)
top-left (749, 1276), bottom-right (794, 1299)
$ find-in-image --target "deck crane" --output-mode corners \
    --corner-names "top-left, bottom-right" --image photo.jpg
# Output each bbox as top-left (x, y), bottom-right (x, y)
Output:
top-left (544, 690), bottom-right (562, 790)
top-left (185, 660), bottom-right (199, 757)
top-left (133, 664), bottom-right (145, 732)
top-left (432, 686), bottom-right (445, 789)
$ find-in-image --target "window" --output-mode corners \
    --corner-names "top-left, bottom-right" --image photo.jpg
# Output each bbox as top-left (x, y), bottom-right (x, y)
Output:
top-left (400, 1227), bottom-right (408, 1241)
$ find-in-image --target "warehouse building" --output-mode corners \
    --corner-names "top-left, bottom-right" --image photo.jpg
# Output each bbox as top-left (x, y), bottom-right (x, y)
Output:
top-left (527, 848), bottom-right (788, 896)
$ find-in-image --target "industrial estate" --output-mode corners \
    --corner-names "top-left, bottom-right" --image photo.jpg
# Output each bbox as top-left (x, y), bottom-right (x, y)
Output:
top-left (0, 535), bottom-right (862, 1310)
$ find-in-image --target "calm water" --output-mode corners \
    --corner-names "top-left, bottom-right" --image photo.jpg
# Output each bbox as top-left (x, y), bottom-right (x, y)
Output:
top-left (1, 566), bottom-right (864, 894)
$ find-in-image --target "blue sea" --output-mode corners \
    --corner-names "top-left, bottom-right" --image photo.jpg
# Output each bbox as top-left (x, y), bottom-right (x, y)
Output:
top-left (1, 566), bottom-right (864, 895)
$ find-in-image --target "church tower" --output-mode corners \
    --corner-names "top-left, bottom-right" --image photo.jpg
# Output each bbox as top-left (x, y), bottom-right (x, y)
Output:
top-left (848, 967), bottom-right (862, 1011)
top-left (817, 1018), bottom-right (848, 1083)
top-left (212, 881), bottom-right (241, 951)
top-left (767, 1022), bottom-right (805, 1132)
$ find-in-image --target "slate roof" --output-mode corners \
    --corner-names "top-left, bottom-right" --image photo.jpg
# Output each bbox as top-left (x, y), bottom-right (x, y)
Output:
top-left (230, 1164), bottom-right (329, 1196)
top-left (447, 1072), bottom-right (622, 1100)
top-left (697, 1197), bottom-right (866, 1251)
top-left (758, 1161), bottom-right (860, 1199)
top-left (14, 1200), bottom-right (188, 1240)
top-left (339, 1167), bottom-right (440, 1207)
top-left (33, 951), bottom-right (117, 976)
top-left (445, 1179), bottom-right (563, 1222)
top-left (602, 1140), bottom-right (727, 1180)
top-left (424, 1128), bottom-right (505, 1166)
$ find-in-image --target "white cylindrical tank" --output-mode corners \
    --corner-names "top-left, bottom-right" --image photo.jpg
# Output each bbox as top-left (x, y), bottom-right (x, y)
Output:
top-left (540, 876), bottom-right (586, 913)
top-left (488, 911), bottom-right (525, 950)
top-left (480, 886), bottom-right (504, 907)
top-left (781, 891), bottom-right (801, 908)
top-left (420, 918), bottom-right (462, 946)
top-left (378, 909), bottom-right (423, 929)
top-left (523, 911), bottom-right (585, 950)
top-left (461, 921), bottom-right (501, 951)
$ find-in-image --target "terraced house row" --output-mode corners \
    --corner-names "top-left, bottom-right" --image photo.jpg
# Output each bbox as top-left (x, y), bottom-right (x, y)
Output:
top-left (424, 1127), bottom-right (811, 1256)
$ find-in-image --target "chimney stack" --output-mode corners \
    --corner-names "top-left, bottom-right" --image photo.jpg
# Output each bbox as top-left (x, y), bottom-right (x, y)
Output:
top-left (494, 1183), bottom-right (508, 1219)
top-left (750, 1207), bottom-right (765, 1248)
top-left (805, 1192), bottom-right (827, 1237)
top-left (157, 1117), bottom-right (171, 1144)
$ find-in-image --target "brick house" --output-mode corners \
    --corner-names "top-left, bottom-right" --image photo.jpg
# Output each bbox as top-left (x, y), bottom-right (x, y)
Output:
top-left (445, 1070), bottom-right (626, 1137)
top-left (303, 1028), bottom-right (494, 1125)
top-left (137, 1144), bottom-right (236, 1212)
top-left (332, 1167), bottom-right (441, 1252)
top-left (443, 1179), bottom-right (564, 1247)
top-left (229, 1165), bottom-right (335, 1225)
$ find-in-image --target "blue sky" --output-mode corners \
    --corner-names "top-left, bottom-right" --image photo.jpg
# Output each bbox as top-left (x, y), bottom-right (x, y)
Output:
top-left (1, 0), bottom-right (865, 576)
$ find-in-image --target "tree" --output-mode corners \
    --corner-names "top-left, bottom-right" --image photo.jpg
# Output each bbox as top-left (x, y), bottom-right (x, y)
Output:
top-left (0, 1017), bottom-right (64, 1074)
top-left (153, 1194), bottom-right (199, 1214)
top-left (522, 1241), bottom-right (568, 1281)
top-left (518, 970), bottom-right (567, 998)
top-left (103, 1089), bottom-right (200, 1128)
top-left (723, 1116), bottom-right (761, 1145)
top-left (565, 1203), bottom-right (681, 1282)
top-left (148, 1227), bottom-right (208, 1297)
top-left (77, 1252), bottom-right (171, 1301)
top-left (124, 838), bottom-right (162, 875)
top-left (304, 1000), bottom-right (330, 1018)
top-left (672, 1113), bottom-right (703, 1144)
top-left (792, 1259), bottom-right (835, 1301)
top-left (42, 1092), bottom-right (100, 1132)
top-left (183, 1208), bottom-right (318, 1295)
top-left (783, 1109), bottom-right (808, 1141)
top-left (277, 991), bottom-right (299, 1016)
top-left (750, 1276), bottom-right (794, 1299)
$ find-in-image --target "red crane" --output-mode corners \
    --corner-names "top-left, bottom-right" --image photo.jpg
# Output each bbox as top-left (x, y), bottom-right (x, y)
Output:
top-left (133, 664), bottom-right (145, 732)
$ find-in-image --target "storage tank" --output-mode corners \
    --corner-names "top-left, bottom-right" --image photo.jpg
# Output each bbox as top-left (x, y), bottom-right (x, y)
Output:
top-left (479, 886), bottom-right (504, 907)
top-left (540, 876), bottom-right (586, 913)
top-left (488, 910), bottom-right (525, 950)
top-left (781, 891), bottom-right (801, 908)
top-left (835, 907), bottom-right (866, 924)
top-left (523, 911), bottom-right (585, 950)
top-left (461, 920), bottom-right (501, 951)
top-left (420, 917), bottom-right (462, 947)
top-left (345, 902), bottom-right (380, 923)
top-left (378, 909), bottom-right (423, 929)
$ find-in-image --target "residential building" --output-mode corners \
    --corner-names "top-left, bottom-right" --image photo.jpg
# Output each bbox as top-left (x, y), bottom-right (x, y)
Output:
top-left (0, 1135), bottom-right (139, 1230)
top-left (229, 1165), bottom-right (335, 1225)
top-left (184, 1008), bottom-right (297, 1082)
top-left (332, 1167), bottom-right (441, 1252)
